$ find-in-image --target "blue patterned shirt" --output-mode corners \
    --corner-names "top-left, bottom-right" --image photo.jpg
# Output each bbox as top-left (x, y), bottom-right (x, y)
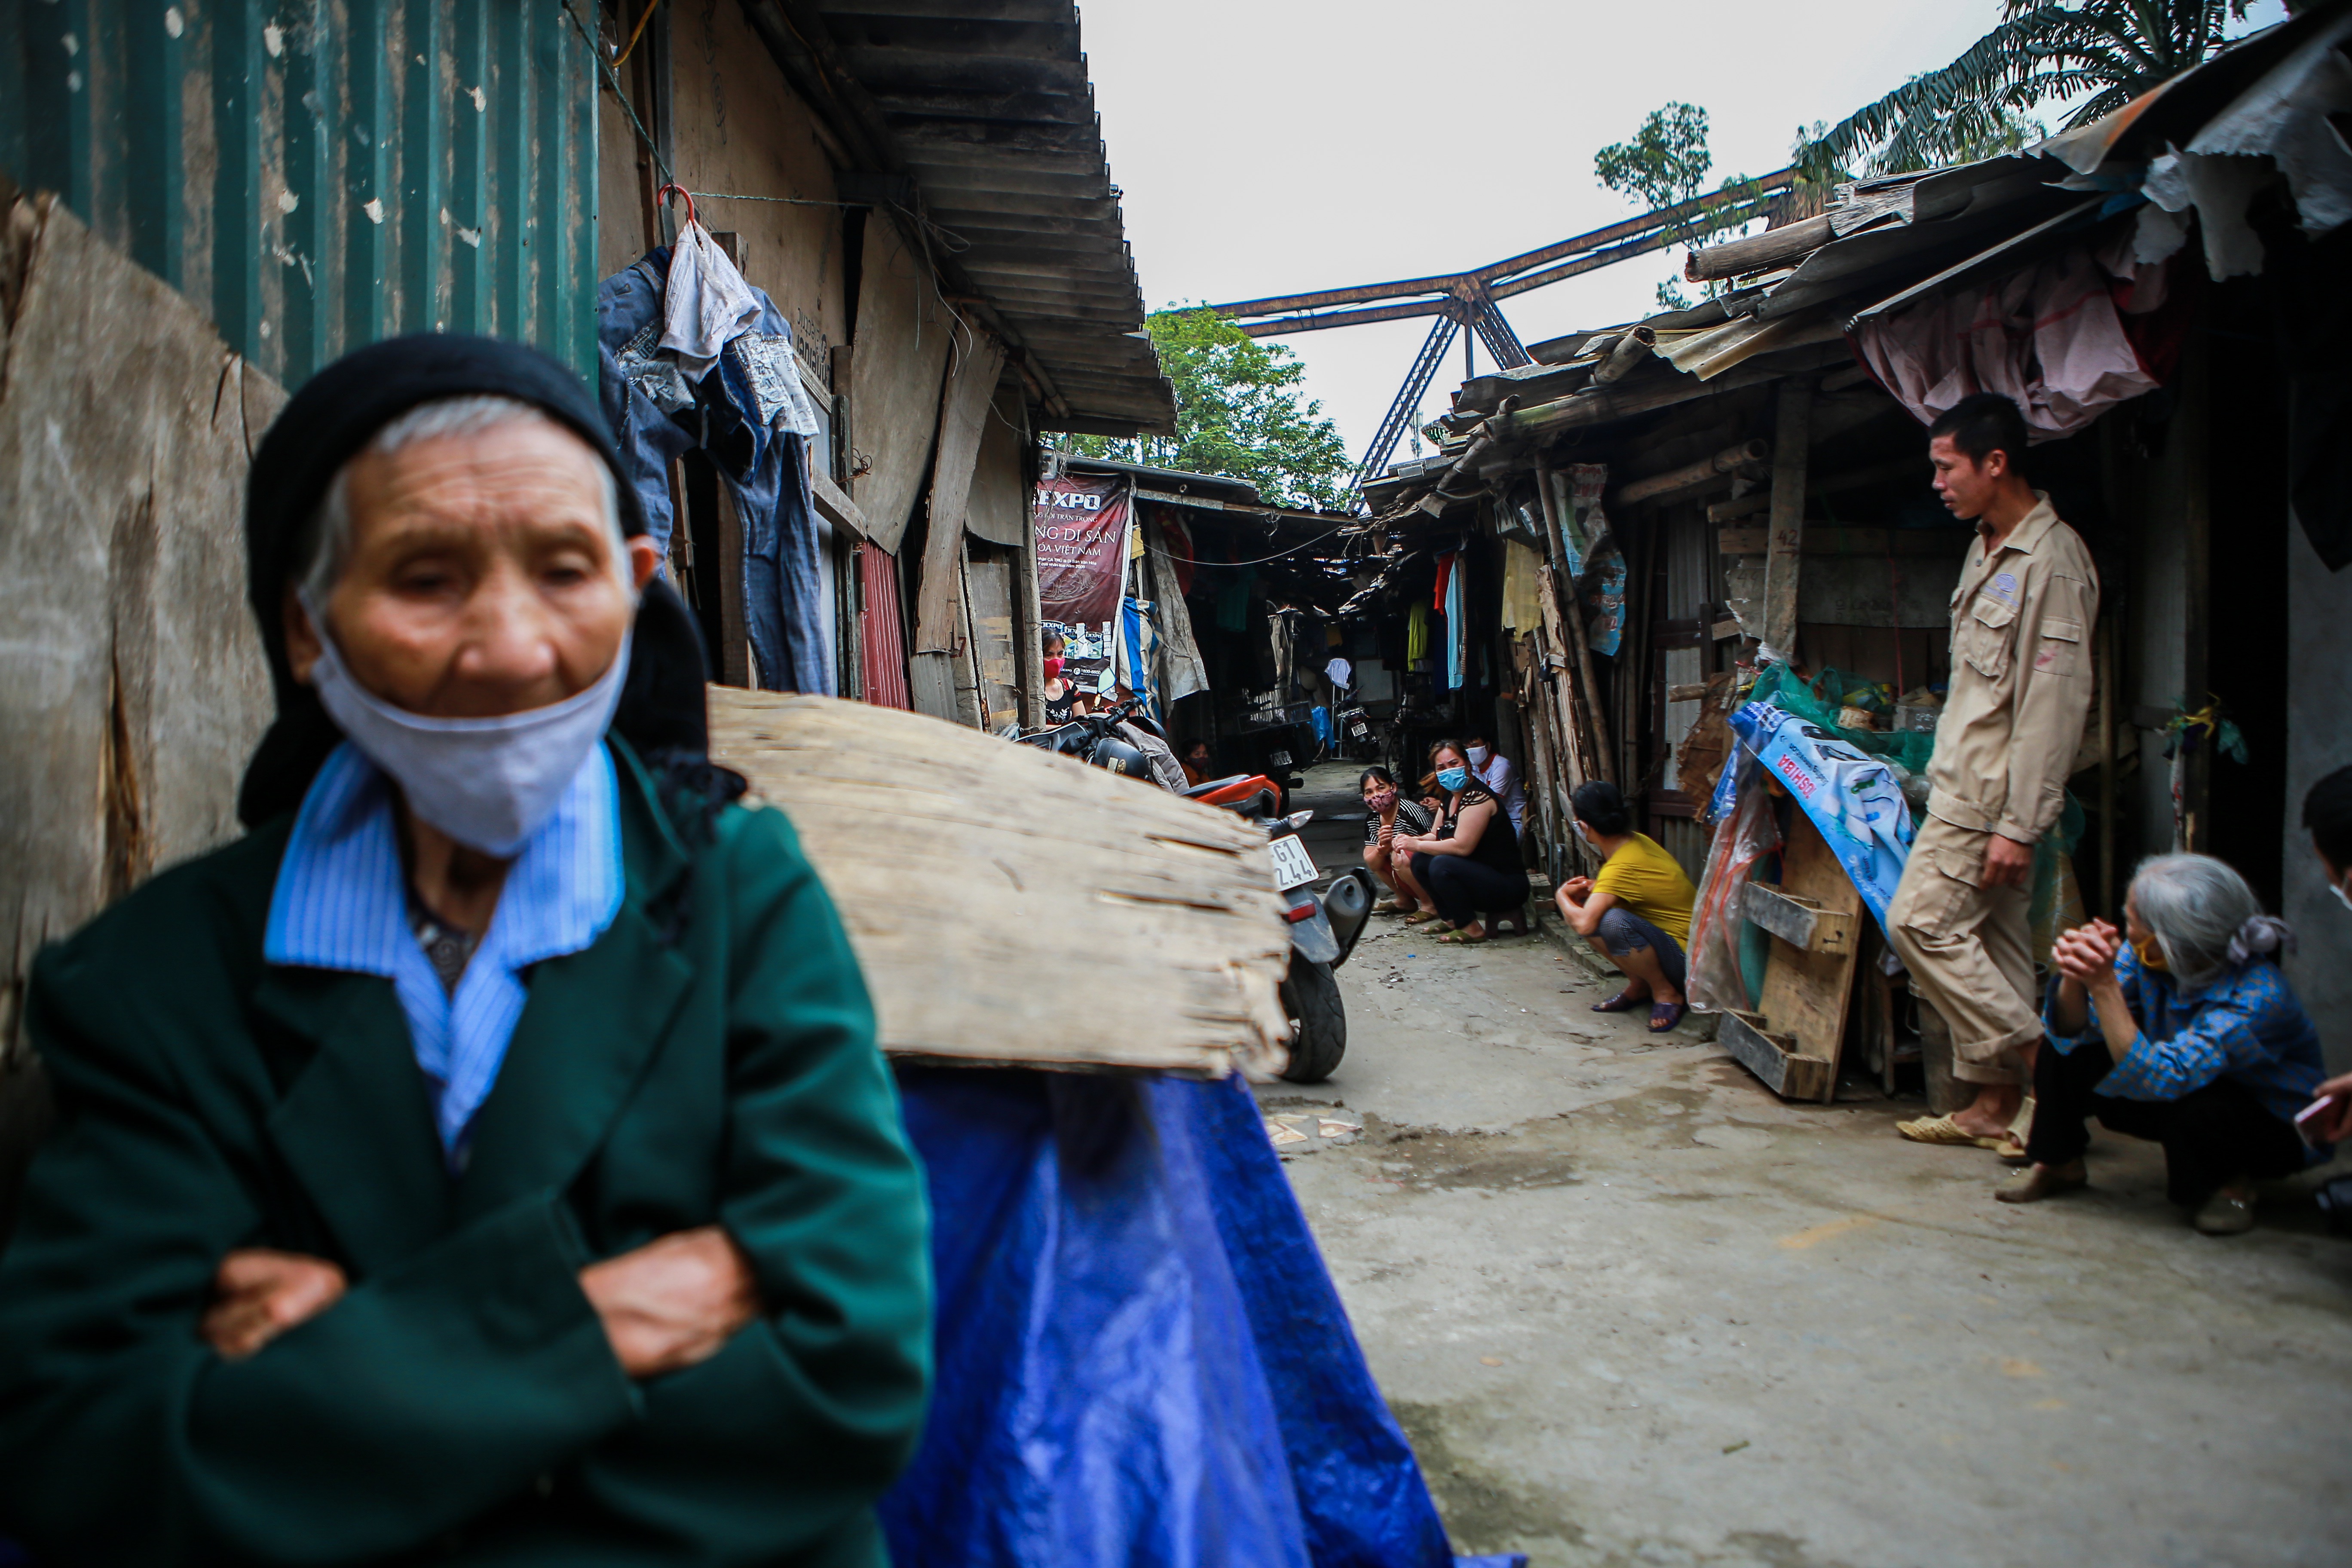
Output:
top-left (264, 741), bottom-right (625, 1162)
top-left (2044, 943), bottom-right (2328, 1152)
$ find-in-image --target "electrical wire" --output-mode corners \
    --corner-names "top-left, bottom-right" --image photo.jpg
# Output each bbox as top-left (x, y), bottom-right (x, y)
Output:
top-left (1145, 519), bottom-right (1362, 569)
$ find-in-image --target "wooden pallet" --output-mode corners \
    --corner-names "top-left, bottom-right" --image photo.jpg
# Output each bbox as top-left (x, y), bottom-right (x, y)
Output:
top-left (1718, 812), bottom-right (1864, 1104)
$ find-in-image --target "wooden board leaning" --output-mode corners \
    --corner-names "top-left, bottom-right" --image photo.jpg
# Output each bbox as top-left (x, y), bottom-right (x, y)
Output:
top-left (707, 690), bottom-right (1294, 1079)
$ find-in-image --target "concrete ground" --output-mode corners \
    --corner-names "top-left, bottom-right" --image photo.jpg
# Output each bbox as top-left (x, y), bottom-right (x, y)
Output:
top-left (1260, 762), bottom-right (2352, 1568)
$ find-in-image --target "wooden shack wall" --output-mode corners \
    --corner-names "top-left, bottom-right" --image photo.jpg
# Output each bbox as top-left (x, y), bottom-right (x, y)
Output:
top-left (0, 196), bottom-right (284, 1163)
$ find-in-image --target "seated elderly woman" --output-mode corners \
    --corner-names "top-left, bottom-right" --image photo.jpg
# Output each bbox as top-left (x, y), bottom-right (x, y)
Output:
top-left (0, 337), bottom-right (930, 1563)
top-left (1358, 765), bottom-right (1436, 916)
top-left (2001, 854), bottom-right (2327, 1236)
top-left (1389, 739), bottom-right (1526, 944)
top-left (1553, 780), bottom-right (1697, 1033)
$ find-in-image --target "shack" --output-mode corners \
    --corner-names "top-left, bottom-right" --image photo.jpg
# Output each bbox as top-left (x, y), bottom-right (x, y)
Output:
top-left (0, 0), bottom-right (1173, 1188)
top-left (1354, 2), bottom-right (2352, 1087)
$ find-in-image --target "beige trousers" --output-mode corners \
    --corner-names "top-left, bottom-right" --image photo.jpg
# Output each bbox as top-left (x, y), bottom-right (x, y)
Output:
top-left (1887, 813), bottom-right (2043, 1085)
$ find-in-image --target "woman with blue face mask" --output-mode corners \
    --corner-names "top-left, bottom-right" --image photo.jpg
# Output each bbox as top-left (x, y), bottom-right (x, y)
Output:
top-left (1388, 739), bottom-right (1526, 944)
top-left (0, 337), bottom-right (930, 1565)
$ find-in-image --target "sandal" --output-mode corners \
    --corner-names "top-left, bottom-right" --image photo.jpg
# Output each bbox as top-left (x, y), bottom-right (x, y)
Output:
top-left (1400, 910), bottom-right (1443, 926)
top-left (1895, 1114), bottom-right (2012, 1151)
top-left (1592, 989), bottom-right (1651, 1013)
top-left (1375, 898), bottom-right (1416, 916)
top-left (1436, 928), bottom-right (1488, 945)
top-left (1647, 1001), bottom-right (1687, 1033)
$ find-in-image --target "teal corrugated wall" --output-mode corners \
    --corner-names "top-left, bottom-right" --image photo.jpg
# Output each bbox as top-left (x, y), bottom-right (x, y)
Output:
top-left (0, 0), bottom-right (600, 387)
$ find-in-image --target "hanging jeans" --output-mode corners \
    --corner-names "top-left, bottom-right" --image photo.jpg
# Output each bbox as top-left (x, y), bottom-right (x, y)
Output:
top-left (1409, 853), bottom-right (1526, 928)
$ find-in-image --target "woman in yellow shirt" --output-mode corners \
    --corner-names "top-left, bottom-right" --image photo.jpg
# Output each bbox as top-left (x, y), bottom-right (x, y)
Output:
top-left (1553, 781), bottom-right (1698, 1032)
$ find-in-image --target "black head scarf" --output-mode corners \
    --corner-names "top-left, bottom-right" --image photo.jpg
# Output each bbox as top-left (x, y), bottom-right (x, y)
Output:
top-left (238, 333), bottom-right (731, 830)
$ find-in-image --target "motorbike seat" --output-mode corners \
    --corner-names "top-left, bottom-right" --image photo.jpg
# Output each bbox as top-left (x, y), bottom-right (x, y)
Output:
top-left (1180, 774), bottom-right (1252, 799)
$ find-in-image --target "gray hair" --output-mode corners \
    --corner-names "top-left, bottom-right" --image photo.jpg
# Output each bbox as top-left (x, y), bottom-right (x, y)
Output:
top-left (2128, 854), bottom-right (2294, 987)
top-left (295, 394), bottom-right (626, 606)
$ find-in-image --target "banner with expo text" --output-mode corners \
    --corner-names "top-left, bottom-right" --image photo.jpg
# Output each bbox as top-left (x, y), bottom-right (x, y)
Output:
top-left (1034, 472), bottom-right (1133, 695)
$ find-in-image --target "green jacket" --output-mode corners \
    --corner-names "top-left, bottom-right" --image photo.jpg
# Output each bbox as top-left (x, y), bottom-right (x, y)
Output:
top-left (0, 743), bottom-right (932, 1565)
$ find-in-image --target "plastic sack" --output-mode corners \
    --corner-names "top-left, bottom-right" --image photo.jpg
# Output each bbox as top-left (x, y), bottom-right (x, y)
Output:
top-left (1744, 662), bottom-right (1936, 777)
top-left (882, 1068), bottom-right (1468, 1568)
top-left (1686, 756), bottom-right (1783, 1014)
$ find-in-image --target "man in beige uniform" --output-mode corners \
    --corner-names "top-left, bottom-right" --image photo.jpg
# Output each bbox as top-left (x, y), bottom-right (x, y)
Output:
top-left (1888, 393), bottom-right (2099, 1145)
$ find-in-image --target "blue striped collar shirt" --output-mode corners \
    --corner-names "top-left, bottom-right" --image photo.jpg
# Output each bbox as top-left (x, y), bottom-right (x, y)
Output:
top-left (264, 741), bottom-right (626, 1163)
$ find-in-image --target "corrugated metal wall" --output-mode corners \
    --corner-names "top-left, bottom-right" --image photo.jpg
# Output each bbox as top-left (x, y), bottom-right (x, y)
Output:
top-left (0, 0), bottom-right (599, 389)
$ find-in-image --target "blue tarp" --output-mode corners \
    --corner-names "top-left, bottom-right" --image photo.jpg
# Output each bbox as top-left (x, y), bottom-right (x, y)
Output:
top-left (885, 1069), bottom-right (1523, 1568)
top-left (1708, 698), bottom-right (1916, 936)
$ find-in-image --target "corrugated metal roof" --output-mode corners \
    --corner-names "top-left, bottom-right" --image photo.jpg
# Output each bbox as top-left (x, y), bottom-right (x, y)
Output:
top-left (0, 0), bottom-right (601, 389)
top-left (741, 0), bottom-right (1173, 437)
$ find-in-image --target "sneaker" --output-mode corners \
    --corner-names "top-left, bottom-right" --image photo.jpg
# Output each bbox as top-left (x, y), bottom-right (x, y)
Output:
top-left (1994, 1160), bottom-right (2086, 1204)
top-left (2193, 1189), bottom-right (2257, 1236)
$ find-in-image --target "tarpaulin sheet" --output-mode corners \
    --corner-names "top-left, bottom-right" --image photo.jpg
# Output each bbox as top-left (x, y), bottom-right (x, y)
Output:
top-left (1707, 698), bottom-right (1916, 937)
top-left (884, 1068), bottom-right (1522, 1568)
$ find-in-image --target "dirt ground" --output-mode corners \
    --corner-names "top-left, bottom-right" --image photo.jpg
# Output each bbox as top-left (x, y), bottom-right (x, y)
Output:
top-left (1259, 763), bottom-right (2352, 1568)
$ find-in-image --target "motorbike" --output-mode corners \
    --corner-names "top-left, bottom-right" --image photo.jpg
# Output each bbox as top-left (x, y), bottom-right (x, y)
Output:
top-left (1016, 703), bottom-right (1372, 1083)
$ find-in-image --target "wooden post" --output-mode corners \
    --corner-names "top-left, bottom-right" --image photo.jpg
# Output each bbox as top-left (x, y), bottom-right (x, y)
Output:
top-left (1014, 496), bottom-right (1047, 729)
top-left (2098, 614), bottom-right (2116, 920)
top-left (2177, 337), bottom-right (2211, 854)
top-left (715, 480), bottom-right (749, 688)
top-left (1761, 378), bottom-right (1812, 659)
top-left (909, 334), bottom-right (1008, 723)
top-left (1532, 457), bottom-right (1614, 785)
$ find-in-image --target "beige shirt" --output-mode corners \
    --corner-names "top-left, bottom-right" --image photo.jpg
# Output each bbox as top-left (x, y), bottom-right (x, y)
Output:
top-left (1925, 493), bottom-right (2099, 845)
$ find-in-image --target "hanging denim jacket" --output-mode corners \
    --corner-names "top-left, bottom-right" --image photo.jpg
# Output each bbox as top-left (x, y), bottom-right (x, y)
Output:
top-left (597, 249), bottom-right (830, 695)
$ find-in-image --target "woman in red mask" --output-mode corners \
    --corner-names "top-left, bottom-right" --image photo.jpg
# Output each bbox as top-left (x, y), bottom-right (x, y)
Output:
top-left (1042, 632), bottom-right (1084, 724)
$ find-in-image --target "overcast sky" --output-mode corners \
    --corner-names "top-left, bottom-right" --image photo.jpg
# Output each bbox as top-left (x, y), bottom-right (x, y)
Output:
top-left (1078, 0), bottom-right (2286, 464)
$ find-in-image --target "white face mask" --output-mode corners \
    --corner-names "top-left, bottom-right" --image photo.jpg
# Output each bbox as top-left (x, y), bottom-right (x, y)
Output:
top-left (1467, 745), bottom-right (1492, 767)
top-left (302, 594), bottom-right (631, 857)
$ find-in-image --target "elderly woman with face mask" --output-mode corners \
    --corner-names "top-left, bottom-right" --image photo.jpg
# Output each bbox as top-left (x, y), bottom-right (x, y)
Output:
top-left (0, 338), bottom-right (930, 1565)
top-left (2002, 854), bottom-right (2326, 1236)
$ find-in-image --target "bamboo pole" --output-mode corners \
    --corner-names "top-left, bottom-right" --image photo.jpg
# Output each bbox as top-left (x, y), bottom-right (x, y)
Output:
top-left (1533, 458), bottom-right (1616, 786)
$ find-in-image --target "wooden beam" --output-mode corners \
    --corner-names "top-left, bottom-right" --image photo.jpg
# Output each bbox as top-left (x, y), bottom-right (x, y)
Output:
top-left (1741, 882), bottom-right (1856, 957)
top-left (1761, 378), bottom-right (1812, 657)
top-left (910, 333), bottom-right (1010, 722)
top-left (1685, 213), bottom-right (1833, 282)
top-left (811, 467), bottom-right (868, 542)
top-left (1613, 438), bottom-right (1769, 507)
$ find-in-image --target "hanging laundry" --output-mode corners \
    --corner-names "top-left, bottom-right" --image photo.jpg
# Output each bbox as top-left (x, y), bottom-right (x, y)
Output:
top-left (1444, 550), bottom-right (1467, 691)
top-left (661, 220), bottom-right (763, 378)
top-left (1406, 601), bottom-right (1431, 668)
top-left (1431, 551), bottom-right (1454, 612)
top-left (599, 244), bottom-right (830, 695)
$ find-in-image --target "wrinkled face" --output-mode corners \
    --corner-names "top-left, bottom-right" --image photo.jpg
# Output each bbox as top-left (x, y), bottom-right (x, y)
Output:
top-left (2123, 896), bottom-right (2153, 947)
top-left (1929, 435), bottom-right (2006, 523)
top-left (285, 420), bottom-right (659, 719)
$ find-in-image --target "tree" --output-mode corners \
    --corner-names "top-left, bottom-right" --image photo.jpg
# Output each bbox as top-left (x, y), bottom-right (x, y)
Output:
top-left (1799, 0), bottom-right (2251, 180)
top-left (1057, 307), bottom-right (1353, 511)
top-left (1595, 103), bottom-right (1763, 310)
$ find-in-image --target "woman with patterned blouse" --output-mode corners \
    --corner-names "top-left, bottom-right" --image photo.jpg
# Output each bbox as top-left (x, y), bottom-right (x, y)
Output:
top-left (1359, 766), bottom-right (1435, 916)
top-left (2002, 854), bottom-right (2327, 1235)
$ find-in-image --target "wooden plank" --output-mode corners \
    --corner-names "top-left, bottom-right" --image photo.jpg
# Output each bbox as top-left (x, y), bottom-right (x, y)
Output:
top-left (848, 220), bottom-right (954, 555)
top-left (1740, 882), bottom-right (1855, 957)
top-left (1761, 377), bottom-right (1811, 656)
top-left (811, 467), bottom-right (868, 541)
top-left (910, 333), bottom-right (1009, 722)
top-left (1718, 1011), bottom-right (1834, 1102)
top-left (707, 690), bottom-right (1292, 1078)
top-left (1717, 527), bottom-right (1767, 555)
top-left (1754, 811), bottom-right (1863, 1102)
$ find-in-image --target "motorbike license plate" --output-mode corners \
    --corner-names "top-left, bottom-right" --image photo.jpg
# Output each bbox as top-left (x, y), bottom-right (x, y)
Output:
top-left (1268, 834), bottom-right (1319, 891)
top-left (1268, 749), bottom-right (1293, 769)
